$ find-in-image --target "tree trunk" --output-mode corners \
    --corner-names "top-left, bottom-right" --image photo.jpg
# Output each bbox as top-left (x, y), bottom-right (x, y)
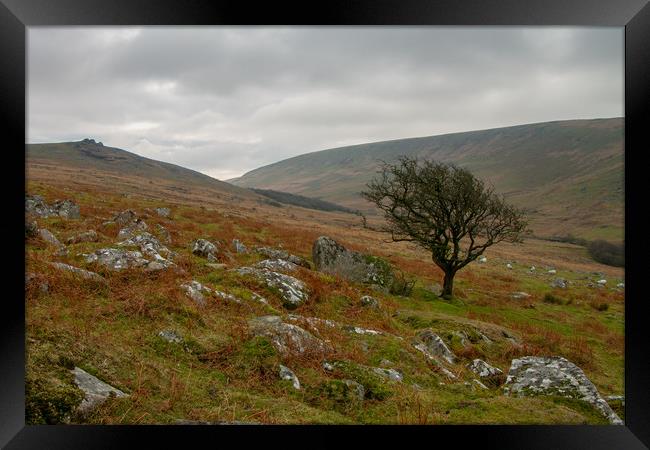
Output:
top-left (442, 270), bottom-right (455, 299)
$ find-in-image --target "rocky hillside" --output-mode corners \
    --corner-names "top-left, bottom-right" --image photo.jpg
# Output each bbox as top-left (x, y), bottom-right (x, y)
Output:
top-left (230, 118), bottom-right (624, 242)
top-left (25, 180), bottom-right (625, 425)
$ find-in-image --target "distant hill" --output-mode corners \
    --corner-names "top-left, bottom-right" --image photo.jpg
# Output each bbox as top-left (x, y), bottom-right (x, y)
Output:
top-left (26, 139), bottom-right (354, 215)
top-left (251, 188), bottom-right (356, 214)
top-left (230, 118), bottom-right (624, 242)
top-left (27, 139), bottom-right (255, 197)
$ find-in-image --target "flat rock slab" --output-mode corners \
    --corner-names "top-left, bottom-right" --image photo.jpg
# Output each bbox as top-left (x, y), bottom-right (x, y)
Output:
top-left (86, 248), bottom-right (172, 271)
top-left (248, 315), bottom-right (331, 357)
top-left (467, 359), bottom-right (503, 378)
top-left (504, 356), bottom-right (623, 425)
top-left (236, 267), bottom-right (308, 309)
top-left (254, 259), bottom-right (299, 272)
top-left (255, 247), bottom-right (310, 268)
top-left (26, 195), bottom-right (80, 219)
top-left (49, 262), bottom-right (105, 283)
top-left (71, 367), bottom-right (128, 414)
top-left (414, 329), bottom-right (457, 365)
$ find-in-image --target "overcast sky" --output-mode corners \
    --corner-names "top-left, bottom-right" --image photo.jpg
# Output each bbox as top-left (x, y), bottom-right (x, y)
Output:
top-left (28, 27), bottom-right (623, 180)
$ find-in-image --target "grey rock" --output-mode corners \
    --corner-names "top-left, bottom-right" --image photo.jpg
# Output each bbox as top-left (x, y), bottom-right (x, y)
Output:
top-left (510, 291), bottom-right (531, 299)
top-left (192, 239), bottom-right (219, 260)
top-left (254, 258), bottom-right (298, 272)
top-left (113, 209), bottom-right (137, 227)
top-left (551, 278), bottom-right (568, 289)
top-left (372, 367), bottom-right (403, 383)
top-left (312, 236), bottom-right (392, 287)
top-left (427, 283), bottom-right (443, 296)
top-left (66, 230), bottom-right (99, 245)
top-left (86, 248), bottom-right (150, 271)
top-left (279, 364), bottom-right (301, 390)
top-left (26, 195), bottom-right (80, 219)
top-left (286, 314), bottom-right (337, 332)
top-left (117, 218), bottom-right (148, 240)
top-left (236, 267), bottom-right (308, 309)
top-left (155, 207), bottom-right (171, 218)
top-left (255, 246), bottom-right (310, 268)
top-left (52, 200), bottom-right (80, 219)
top-left (117, 232), bottom-right (174, 265)
top-left (206, 263), bottom-right (227, 270)
top-left (180, 280), bottom-right (212, 306)
top-left (472, 379), bottom-right (489, 389)
top-left (71, 367), bottom-right (128, 414)
top-left (232, 239), bottom-right (248, 254)
top-left (159, 330), bottom-right (183, 344)
top-left (360, 295), bottom-right (380, 309)
top-left (248, 315), bottom-right (331, 357)
top-left (379, 359), bottom-right (393, 367)
top-left (49, 262), bottom-right (105, 283)
top-left (467, 359), bottom-right (503, 378)
top-left (478, 256), bottom-right (487, 263)
top-left (38, 228), bottom-right (64, 248)
top-left (413, 329), bottom-right (456, 364)
top-left (342, 325), bottom-right (383, 336)
top-left (503, 356), bottom-right (623, 425)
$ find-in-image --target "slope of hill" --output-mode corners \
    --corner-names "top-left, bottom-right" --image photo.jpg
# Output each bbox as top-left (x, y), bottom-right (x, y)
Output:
top-left (230, 118), bottom-right (624, 242)
top-left (27, 139), bottom-right (255, 198)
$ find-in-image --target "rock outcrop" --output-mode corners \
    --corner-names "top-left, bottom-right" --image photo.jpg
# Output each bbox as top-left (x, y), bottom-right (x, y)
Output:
top-left (236, 267), bottom-right (309, 309)
top-left (192, 239), bottom-right (219, 261)
top-left (312, 236), bottom-right (392, 288)
top-left (248, 315), bottom-right (331, 356)
top-left (26, 195), bottom-right (80, 219)
top-left (359, 295), bottom-right (380, 309)
top-left (467, 359), bottom-right (503, 379)
top-left (71, 367), bottom-right (128, 414)
top-left (49, 262), bottom-right (105, 283)
top-left (503, 356), bottom-right (623, 425)
top-left (279, 364), bottom-right (301, 390)
top-left (254, 247), bottom-right (310, 268)
top-left (413, 329), bottom-right (457, 365)
top-left (85, 248), bottom-right (173, 271)
top-left (66, 230), bottom-right (99, 245)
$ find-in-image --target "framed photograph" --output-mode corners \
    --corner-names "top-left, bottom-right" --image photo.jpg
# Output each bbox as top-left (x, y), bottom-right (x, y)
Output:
top-left (3, 0), bottom-right (649, 447)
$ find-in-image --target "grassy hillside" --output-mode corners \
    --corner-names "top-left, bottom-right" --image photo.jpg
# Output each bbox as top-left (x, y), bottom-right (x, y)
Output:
top-left (27, 139), bottom-right (256, 199)
top-left (25, 174), bottom-right (624, 425)
top-left (230, 118), bottom-right (624, 242)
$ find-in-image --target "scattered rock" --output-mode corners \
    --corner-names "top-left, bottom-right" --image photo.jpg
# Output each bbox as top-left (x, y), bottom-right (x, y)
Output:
top-left (26, 195), bottom-right (80, 219)
top-left (49, 262), bottom-right (105, 283)
top-left (426, 283), bottom-right (443, 296)
top-left (248, 315), bottom-right (331, 356)
top-left (236, 267), bottom-right (309, 309)
top-left (597, 279), bottom-right (607, 285)
top-left (478, 256), bottom-right (487, 263)
top-left (342, 325), bottom-right (383, 336)
top-left (86, 248), bottom-right (169, 271)
top-left (180, 280), bottom-right (212, 306)
top-left (158, 330), bottom-right (183, 344)
top-left (550, 278), bottom-right (567, 289)
top-left (66, 230), bottom-right (99, 245)
top-left (254, 259), bottom-right (298, 272)
top-left (467, 359), bottom-right (503, 378)
top-left (312, 236), bottom-right (392, 287)
top-left (616, 282), bottom-right (624, 289)
top-left (510, 292), bottom-right (531, 299)
top-left (206, 263), bottom-right (227, 270)
top-left (371, 367), bottom-right (403, 383)
top-left (156, 224), bottom-right (172, 244)
top-left (38, 228), bottom-right (65, 250)
top-left (155, 207), bottom-right (171, 218)
top-left (117, 232), bottom-right (174, 264)
top-left (472, 379), bottom-right (489, 389)
top-left (117, 218), bottom-right (148, 240)
top-left (286, 314), bottom-right (337, 332)
top-left (232, 239), bottom-right (248, 254)
top-left (71, 367), bottom-right (128, 414)
top-left (530, 266), bottom-right (536, 272)
top-left (359, 295), bottom-right (380, 309)
top-left (506, 263), bottom-right (513, 269)
top-left (255, 247), bottom-right (310, 268)
top-left (113, 209), bottom-right (137, 227)
top-left (413, 329), bottom-right (456, 364)
top-left (192, 238), bottom-right (219, 261)
top-left (279, 365), bottom-right (301, 390)
top-left (606, 395), bottom-right (625, 406)
top-left (547, 269), bottom-right (557, 274)
top-left (503, 356), bottom-right (623, 425)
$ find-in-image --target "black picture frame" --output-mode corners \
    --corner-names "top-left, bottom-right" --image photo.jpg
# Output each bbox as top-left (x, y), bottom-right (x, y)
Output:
top-left (2, 0), bottom-right (649, 448)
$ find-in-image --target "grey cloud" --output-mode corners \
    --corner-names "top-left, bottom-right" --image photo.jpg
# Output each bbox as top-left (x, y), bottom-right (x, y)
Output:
top-left (28, 26), bottom-right (623, 179)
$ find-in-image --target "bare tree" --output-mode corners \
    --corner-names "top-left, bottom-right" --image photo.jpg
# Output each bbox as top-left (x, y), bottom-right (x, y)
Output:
top-left (362, 156), bottom-right (528, 298)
